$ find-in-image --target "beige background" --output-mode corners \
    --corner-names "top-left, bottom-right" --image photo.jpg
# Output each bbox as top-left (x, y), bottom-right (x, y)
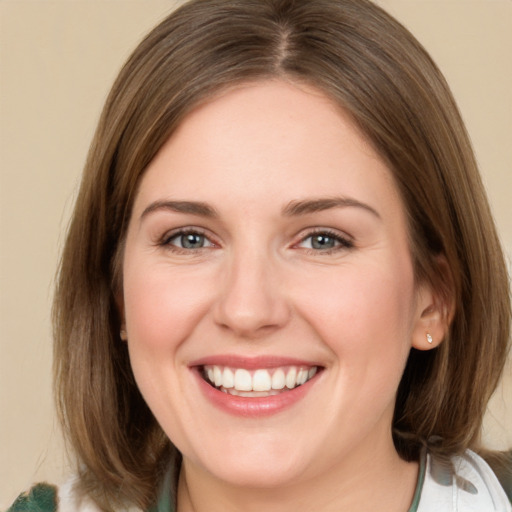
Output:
top-left (1, 0), bottom-right (511, 507)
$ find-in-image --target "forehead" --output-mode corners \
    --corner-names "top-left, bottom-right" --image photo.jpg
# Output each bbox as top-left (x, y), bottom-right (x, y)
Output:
top-left (133, 80), bottom-right (402, 219)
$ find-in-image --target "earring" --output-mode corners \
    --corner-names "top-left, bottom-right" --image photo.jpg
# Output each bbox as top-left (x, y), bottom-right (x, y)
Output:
top-left (120, 329), bottom-right (128, 341)
top-left (426, 333), bottom-right (433, 344)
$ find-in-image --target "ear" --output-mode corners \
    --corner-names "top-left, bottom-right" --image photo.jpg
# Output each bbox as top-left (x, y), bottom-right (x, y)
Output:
top-left (411, 258), bottom-right (455, 351)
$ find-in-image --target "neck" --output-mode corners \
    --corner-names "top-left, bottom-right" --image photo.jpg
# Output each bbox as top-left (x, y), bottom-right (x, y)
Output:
top-left (176, 436), bottom-right (419, 512)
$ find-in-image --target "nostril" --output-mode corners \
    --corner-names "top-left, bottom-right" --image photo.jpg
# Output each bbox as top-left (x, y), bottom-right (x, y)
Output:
top-left (212, 270), bottom-right (291, 337)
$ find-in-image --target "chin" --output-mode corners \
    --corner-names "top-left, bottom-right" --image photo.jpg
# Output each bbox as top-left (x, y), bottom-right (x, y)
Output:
top-left (185, 435), bottom-right (314, 489)
top-left (205, 458), bottom-right (306, 489)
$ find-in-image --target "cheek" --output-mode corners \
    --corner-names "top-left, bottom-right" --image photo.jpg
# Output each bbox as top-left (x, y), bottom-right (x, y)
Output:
top-left (122, 257), bottom-right (214, 355)
top-left (293, 259), bottom-right (416, 365)
top-left (120, 257), bottom-right (215, 436)
top-left (124, 274), bottom-right (175, 351)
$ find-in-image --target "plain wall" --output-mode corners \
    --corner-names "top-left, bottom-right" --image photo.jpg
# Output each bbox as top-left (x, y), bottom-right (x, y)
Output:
top-left (1, 0), bottom-right (511, 507)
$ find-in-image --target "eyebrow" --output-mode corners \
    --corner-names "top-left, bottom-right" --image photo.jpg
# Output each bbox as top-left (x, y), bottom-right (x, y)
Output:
top-left (282, 197), bottom-right (380, 218)
top-left (140, 196), bottom-right (380, 221)
top-left (140, 200), bottom-right (218, 220)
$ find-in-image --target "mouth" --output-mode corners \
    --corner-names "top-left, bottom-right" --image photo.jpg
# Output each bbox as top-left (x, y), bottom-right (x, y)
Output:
top-left (201, 364), bottom-right (319, 397)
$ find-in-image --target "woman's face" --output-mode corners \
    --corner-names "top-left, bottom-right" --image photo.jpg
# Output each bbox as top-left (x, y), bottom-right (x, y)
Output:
top-left (122, 80), bottom-right (433, 488)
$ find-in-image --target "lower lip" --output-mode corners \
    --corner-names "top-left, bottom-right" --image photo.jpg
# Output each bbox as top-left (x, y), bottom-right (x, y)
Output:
top-left (193, 368), bottom-right (319, 417)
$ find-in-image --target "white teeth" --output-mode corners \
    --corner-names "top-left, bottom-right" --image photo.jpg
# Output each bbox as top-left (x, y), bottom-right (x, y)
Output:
top-left (234, 369), bottom-right (252, 391)
top-left (297, 368), bottom-right (308, 385)
top-left (203, 364), bottom-right (319, 393)
top-left (223, 367), bottom-right (234, 388)
top-left (285, 367), bottom-right (297, 389)
top-left (213, 366), bottom-right (223, 387)
top-left (271, 368), bottom-right (285, 390)
top-left (253, 369), bottom-right (272, 391)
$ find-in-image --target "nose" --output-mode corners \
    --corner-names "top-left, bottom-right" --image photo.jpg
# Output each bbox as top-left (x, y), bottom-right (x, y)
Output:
top-left (213, 247), bottom-right (291, 339)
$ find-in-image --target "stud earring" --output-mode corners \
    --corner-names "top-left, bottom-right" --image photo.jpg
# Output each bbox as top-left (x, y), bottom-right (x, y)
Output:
top-left (120, 329), bottom-right (128, 341)
top-left (426, 333), bottom-right (433, 344)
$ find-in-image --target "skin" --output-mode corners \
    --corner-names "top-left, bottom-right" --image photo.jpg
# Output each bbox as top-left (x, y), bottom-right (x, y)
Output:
top-left (121, 80), bottom-right (446, 512)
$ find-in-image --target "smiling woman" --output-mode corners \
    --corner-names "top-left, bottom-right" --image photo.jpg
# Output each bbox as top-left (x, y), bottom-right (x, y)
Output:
top-left (6, 0), bottom-right (511, 511)
top-left (122, 83), bottom-right (423, 488)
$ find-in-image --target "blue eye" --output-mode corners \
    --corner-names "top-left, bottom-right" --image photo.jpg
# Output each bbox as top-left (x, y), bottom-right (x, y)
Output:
top-left (166, 231), bottom-right (214, 250)
top-left (299, 231), bottom-right (352, 252)
top-left (310, 234), bottom-right (337, 249)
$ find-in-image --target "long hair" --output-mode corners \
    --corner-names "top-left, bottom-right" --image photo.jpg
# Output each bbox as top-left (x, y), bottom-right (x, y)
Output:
top-left (53, 0), bottom-right (511, 508)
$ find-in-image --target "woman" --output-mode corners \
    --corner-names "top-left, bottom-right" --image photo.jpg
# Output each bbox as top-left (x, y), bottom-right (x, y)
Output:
top-left (8, 0), bottom-right (511, 511)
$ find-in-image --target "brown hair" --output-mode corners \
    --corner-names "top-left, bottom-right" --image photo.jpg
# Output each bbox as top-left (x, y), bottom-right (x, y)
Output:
top-left (53, 0), bottom-right (511, 508)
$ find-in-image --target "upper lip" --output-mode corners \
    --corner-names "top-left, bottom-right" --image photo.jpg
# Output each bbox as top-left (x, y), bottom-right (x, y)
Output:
top-left (189, 354), bottom-right (323, 369)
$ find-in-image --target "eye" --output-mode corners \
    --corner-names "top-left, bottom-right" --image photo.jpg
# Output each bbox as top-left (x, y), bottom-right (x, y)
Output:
top-left (164, 230), bottom-right (214, 250)
top-left (297, 230), bottom-right (353, 252)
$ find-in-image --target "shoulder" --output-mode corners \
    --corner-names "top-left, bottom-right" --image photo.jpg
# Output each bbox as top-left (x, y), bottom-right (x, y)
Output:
top-left (417, 449), bottom-right (512, 512)
top-left (6, 472), bottom-right (171, 512)
top-left (6, 479), bottom-right (102, 512)
top-left (6, 483), bottom-right (59, 512)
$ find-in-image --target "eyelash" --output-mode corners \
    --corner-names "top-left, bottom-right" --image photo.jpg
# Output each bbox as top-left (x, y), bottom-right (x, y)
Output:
top-left (158, 228), bottom-right (354, 255)
top-left (159, 228), bottom-right (215, 254)
top-left (296, 229), bottom-right (354, 255)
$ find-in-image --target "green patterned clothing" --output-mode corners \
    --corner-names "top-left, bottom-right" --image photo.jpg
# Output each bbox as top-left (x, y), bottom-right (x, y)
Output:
top-left (6, 450), bottom-right (511, 511)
